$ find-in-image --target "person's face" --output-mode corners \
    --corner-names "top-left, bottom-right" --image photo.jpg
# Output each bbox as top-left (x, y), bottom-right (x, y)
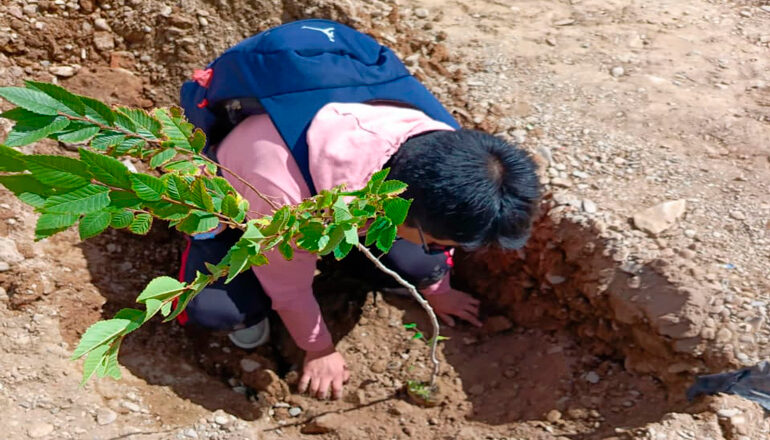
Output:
top-left (397, 224), bottom-right (459, 254)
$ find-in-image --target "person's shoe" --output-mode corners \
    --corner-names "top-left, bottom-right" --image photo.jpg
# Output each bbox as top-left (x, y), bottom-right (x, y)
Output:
top-left (228, 319), bottom-right (270, 349)
top-left (380, 287), bottom-right (412, 297)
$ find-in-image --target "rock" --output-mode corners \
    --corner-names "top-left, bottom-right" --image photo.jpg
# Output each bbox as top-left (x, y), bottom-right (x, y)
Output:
top-left (585, 371), bottom-right (600, 384)
top-left (159, 5), bottom-right (173, 17)
top-left (716, 327), bottom-right (732, 343)
top-left (717, 408), bottom-right (741, 418)
top-left (214, 414), bottom-right (229, 425)
top-left (730, 211), bottom-right (746, 220)
top-left (550, 177), bottom-right (573, 188)
top-left (414, 8), bottom-right (429, 19)
top-left (289, 407), bottom-right (302, 417)
top-left (0, 262), bottom-right (9, 272)
top-left (0, 287), bottom-right (7, 301)
top-left (762, 6), bottom-right (770, 13)
top-left (632, 200), bottom-right (687, 235)
top-left (546, 274), bottom-right (567, 285)
top-left (546, 409), bottom-right (562, 422)
top-left (94, 18), bottom-right (111, 31)
top-left (582, 199), bottom-right (597, 213)
top-left (198, 17), bottom-right (209, 26)
top-left (93, 32), bottom-right (115, 52)
top-left (183, 429), bottom-right (199, 438)
top-left (370, 359), bottom-right (387, 373)
top-left (27, 423), bottom-right (54, 438)
top-left (611, 66), bottom-right (625, 77)
top-left (301, 413), bottom-right (347, 434)
top-left (483, 315), bottom-right (513, 334)
top-left (240, 358), bottom-right (261, 373)
top-left (545, 37), bottom-right (557, 46)
top-left (739, 10), bottom-right (752, 18)
top-left (49, 66), bottom-right (77, 77)
top-left (511, 129), bottom-right (527, 144)
top-left (121, 401), bottom-right (140, 412)
top-left (96, 408), bottom-right (117, 425)
top-left (0, 237), bottom-right (24, 264)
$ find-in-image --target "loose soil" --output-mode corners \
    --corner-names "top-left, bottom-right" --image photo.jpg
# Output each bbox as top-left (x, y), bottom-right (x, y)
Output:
top-left (0, 0), bottom-right (769, 439)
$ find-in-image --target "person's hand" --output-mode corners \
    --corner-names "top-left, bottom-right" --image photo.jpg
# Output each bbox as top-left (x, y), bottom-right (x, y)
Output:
top-left (298, 345), bottom-right (350, 400)
top-left (426, 288), bottom-right (482, 327)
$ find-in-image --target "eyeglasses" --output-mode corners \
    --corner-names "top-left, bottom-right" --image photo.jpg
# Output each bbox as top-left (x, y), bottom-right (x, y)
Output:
top-left (417, 224), bottom-right (449, 255)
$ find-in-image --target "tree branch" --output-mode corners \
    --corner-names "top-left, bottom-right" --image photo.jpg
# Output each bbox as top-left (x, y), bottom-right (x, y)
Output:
top-left (355, 243), bottom-right (441, 386)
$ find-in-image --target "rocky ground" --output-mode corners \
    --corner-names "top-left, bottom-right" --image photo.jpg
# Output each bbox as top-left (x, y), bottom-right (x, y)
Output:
top-left (0, 0), bottom-right (769, 439)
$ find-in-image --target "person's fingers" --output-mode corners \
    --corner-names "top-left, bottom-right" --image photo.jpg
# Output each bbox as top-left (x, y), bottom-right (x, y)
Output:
top-left (331, 376), bottom-right (344, 400)
top-left (298, 372), bottom-right (311, 393)
top-left (308, 375), bottom-right (321, 397)
top-left (466, 296), bottom-right (481, 306)
top-left (439, 313), bottom-right (456, 327)
top-left (459, 310), bottom-right (483, 327)
top-left (343, 368), bottom-right (351, 382)
top-left (316, 377), bottom-right (332, 400)
top-left (463, 302), bottom-right (480, 314)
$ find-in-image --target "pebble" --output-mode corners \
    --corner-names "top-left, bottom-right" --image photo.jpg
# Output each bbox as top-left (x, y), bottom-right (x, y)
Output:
top-left (214, 414), bottom-right (229, 426)
top-left (730, 211), bottom-right (746, 220)
top-left (611, 66), bottom-right (625, 77)
top-left (632, 199), bottom-right (687, 235)
top-left (0, 262), bottom-right (9, 272)
top-left (716, 327), bottom-right (732, 343)
top-left (546, 409), bottom-right (562, 422)
top-left (198, 17), bottom-right (209, 26)
top-left (94, 18), bottom-right (111, 31)
top-left (739, 10), bottom-right (752, 18)
top-left (717, 408), bottom-right (741, 418)
top-left (550, 177), bottom-right (573, 188)
top-left (585, 371), bottom-right (600, 384)
top-left (27, 423), bottom-right (54, 438)
top-left (0, 237), bottom-right (24, 264)
top-left (49, 66), bottom-right (77, 77)
top-left (160, 5), bottom-right (173, 17)
top-left (121, 401), bottom-right (141, 412)
top-left (546, 274), bottom-right (567, 285)
top-left (684, 229), bottom-right (697, 238)
top-left (183, 429), bottom-right (199, 438)
top-left (414, 8), bottom-right (429, 19)
top-left (582, 199), bottom-right (597, 213)
top-left (96, 408), bottom-right (117, 425)
top-left (762, 6), bottom-right (770, 13)
top-left (240, 358), bottom-right (261, 373)
top-left (288, 407), bottom-right (302, 417)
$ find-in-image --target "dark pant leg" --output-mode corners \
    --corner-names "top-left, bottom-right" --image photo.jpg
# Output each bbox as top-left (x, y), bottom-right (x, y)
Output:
top-left (182, 228), bottom-right (272, 330)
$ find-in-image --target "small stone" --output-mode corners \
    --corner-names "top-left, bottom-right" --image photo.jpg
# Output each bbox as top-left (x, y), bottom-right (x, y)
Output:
top-left (121, 401), bottom-right (141, 412)
top-left (214, 414), bottom-right (229, 425)
top-left (0, 262), bottom-right (9, 272)
top-left (198, 17), bottom-right (208, 26)
top-left (545, 37), bottom-right (557, 46)
top-left (611, 66), bottom-right (625, 77)
top-left (49, 66), bottom-right (77, 77)
top-left (468, 384), bottom-right (485, 395)
top-left (94, 18), bottom-right (111, 31)
top-left (511, 129), bottom-right (527, 144)
top-left (240, 358), bottom-right (261, 373)
top-left (546, 409), bottom-right (562, 422)
top-left (28, 423), bottom-right (54, 438)
top-left (0, 238), bottom-right (24, 264)
top-left (684, 229), bottom-right (697, 238)
top-left (582, 199), bottom-right (597, 213)
top-left (546, 274), bottom-right (567, 285)
top-left (716, 327), bottom-right (732, 343)
top-left (483, 315), bottom-right (513, 334)
top-left (183, 429), bottom-right (199, 439)
top-left (550, 177), bottom-right (573, 188)
top-left (414, 8), bottom-right (429, 19)
top-left (717, 408), bottom-right (741, 418)
top-left (730, 211), bottom-right (746, 220)
top-left (93, 32), bottom-right (115, 52)
top-left (159, 5), bottom-right (173, 17)
top-left (632, 200), bottom-right (687, 235)
top-left (96, 408), bottom-right (117, 425)
top-left (761, 6), bottom-right (770, 13)
top-left (370, 359), bottom-right (387, 373)
top-left (739, 10), bottom-right (752, 18)
top-left (301, 413), bottom-right (346, 434)
top-left (288, 407), bottom-right (302, 417)
top-left (585, 371), bottom-right (600, 384)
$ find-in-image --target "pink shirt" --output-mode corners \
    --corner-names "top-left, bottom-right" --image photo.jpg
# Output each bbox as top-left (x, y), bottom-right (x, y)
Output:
top-left (217, 103), bottom-right (454, 351)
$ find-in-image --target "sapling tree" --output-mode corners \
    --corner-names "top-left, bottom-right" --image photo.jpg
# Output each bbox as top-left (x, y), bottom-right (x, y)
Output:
top-left (0, 81), bottom-right (444, 390)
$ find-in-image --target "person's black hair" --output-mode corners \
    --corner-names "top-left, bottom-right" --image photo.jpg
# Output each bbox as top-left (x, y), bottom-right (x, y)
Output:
top-left (387, 129), bottom-right (541, 250)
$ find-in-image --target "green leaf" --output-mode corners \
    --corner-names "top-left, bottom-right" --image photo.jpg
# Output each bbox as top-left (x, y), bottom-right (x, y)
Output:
top-left (235, 199), bottom-right (249, 223)
top-left (384, 198), bottom-right (412, 226)
top-left (25, 155), bottom-right (91, 188)
top-left (113, 138), bottom-right (145, 155)
top-left (403, 323), bottom-right (417, 329)
top-left (0, 86), bottom-right (66, 115)
top-left (296, 221), bottom-right (325, 251)
top-left (221, 194), bottom-right (239, 218)
top-left (79, 95), bottom-right (115, 126)
top-left (343, 224), bottom-right (359, 245)
top-left (25, 80), bottom-right (85, 116)
top-left (108, 190), bottom-right (142, 209)
top-left (146, 201), bottom-right (190, 220)
top-left (35, 212), bottom-right (79, 240)
top-left (262, 206), bottom-right (290, 236)
top-left (78, 211), bottom-right (111, 239)
top-left (43, 184), bottom-right (110, 214)
top-left (70, 318), bottom-right (131, 359)
top-left (190, 128), bottom-right (207, 153)
top-left (99, 342), bottom-right (122, 380)
top-left (144, 299), bottom-right (164, 321)
top-left (113, 308), bottom-right (146, 333)
top-left (136, 276), bottom-right (186, 302)
top-left (58, 126), bottom-right (100, 144)
top-left (278, 241), bottom-right (294, 260)
top-left (80, 343), bottom-right (110, 386)
top-left (110, 210), bottom-right (134, 228)
top-left (160, 301), bottom-right (172, 317)
top-left (128, 212), bottom-right (152, 235)
top-left (113, 110), bottom-right (136, 132)
top-left (316, 190), bottom-right (335, 209)
top-left (5, 115), bottom-right (70, 147)
top-left (165, 174), bottom-right (193, 202)
top-left (129, 173), bottom-right (166, 201)
top-left (164, 272), bottom-right (211, 322)
top-left (225, 245), bottom-right (251, 284)
top-left (189, 178), bottom-right (215, 211)
top-left (205, 177), bottom-right (234, 198)
top-left (320, 225), bottom-right (345, 256)
top-left (163, 159), bottom-right (198, 174)
top-left (0, 107), bottom-right (40, 122)
top-left (90, 132), bottom-right (125, 151)
top-left (376, 224), bottom-right (398, 253)
top-left (242, 221), bottom-right (265, 240)
top-left (0, 145), bottom-right (28, 172)
top-left (154, 108), bottom-right (192, 150)
top-left (378, 180), bottom-right (408, 195)
top-left (79, 148), bottom-right (132, 189)
top-left (175, 210), bottom-right (218, 234)
top-left (365, 216), bottom-right (392, 246)
top-left (332, 198), bottom-right (353, 222)
top-left (149, 148), bottom-right (176, 168)
top-left (118, 107), bottom-right (161, 138)
top-left (333, 240), bottom-right (353, 259)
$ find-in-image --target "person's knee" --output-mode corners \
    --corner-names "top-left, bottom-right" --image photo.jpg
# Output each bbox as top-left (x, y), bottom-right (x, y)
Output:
top-left (185, 289), bottom-right (245, 330)
top-left (383, 240), bottom-right (450, 288)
